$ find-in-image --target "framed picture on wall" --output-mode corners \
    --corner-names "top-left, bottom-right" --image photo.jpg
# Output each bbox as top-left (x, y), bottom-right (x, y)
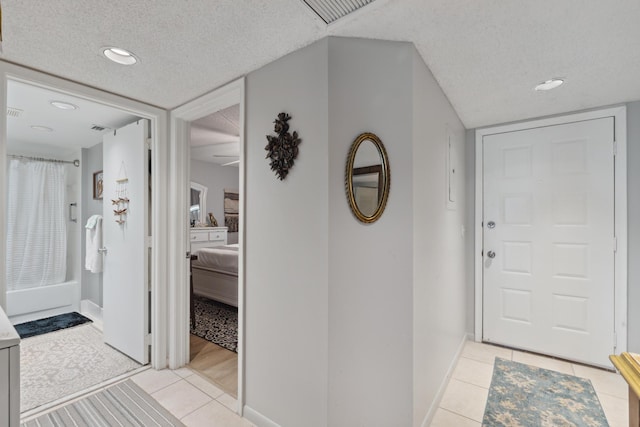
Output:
top-left (93, 170), bottom-right (104, 200)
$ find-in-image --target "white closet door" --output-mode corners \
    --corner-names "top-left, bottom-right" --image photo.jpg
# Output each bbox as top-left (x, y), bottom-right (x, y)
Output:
top-left (482, 117), bottom-right (615, 367)
top-left (103, 120), bottom-right (150, 364)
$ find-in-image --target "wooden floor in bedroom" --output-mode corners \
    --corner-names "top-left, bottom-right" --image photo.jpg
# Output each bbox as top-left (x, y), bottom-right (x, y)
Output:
top-left (189, 334), bottom-right (238, 398)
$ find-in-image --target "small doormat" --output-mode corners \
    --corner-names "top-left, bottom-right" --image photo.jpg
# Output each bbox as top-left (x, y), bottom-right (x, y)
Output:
top-left (191, 295), bottom-right (238, 353)
top-left (482, 358), bottom-right (609, 426)
top-left (14, 312), bottom-right (92, 339)
top-left (21, 379), bottom-right (184, 427)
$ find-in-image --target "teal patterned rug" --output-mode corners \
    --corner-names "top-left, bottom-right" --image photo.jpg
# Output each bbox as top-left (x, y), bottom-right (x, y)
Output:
top-left (483, 358), bottom-right (609, 426)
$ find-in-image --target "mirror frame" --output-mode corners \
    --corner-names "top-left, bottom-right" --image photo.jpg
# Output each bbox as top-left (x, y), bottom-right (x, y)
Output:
top-left (189, 181), bottom-right (208, 226)
top-left (345, 132), bottom-right (390, 223)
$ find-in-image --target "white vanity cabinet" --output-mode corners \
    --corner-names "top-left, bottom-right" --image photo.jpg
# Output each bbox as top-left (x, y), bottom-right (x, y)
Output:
top-left (190, 227), bottom-right (228, 250)
top-left (0, 307), bottom-right (20, 427)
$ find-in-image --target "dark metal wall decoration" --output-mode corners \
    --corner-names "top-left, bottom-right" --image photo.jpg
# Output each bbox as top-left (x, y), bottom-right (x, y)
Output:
top-left (265, 112), bottom-right (302, 180)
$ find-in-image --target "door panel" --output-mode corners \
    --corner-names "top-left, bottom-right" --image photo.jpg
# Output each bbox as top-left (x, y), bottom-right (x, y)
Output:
top-left (483, 117), bottom-right (614, 367)
top-left (103, 119), bottom-right (150, 364)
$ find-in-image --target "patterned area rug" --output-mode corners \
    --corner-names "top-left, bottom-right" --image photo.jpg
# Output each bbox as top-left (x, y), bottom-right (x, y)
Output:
top-left (483, 358), bottom-right (609, 426)
top-left (20, 324), bottom-right (141, 412)
top-left (22, 379), bottom-right (184, 427)
top-left (14, 312), bottom-right (92, 338)
top-left (191, 295), bottom-right (238, 353)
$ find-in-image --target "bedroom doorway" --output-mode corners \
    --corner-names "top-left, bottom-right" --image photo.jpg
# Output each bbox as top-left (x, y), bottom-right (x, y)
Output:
top-left (188, 104), bottom-right (240, 397)
top-left (168, 78), bottom-right (245, 410)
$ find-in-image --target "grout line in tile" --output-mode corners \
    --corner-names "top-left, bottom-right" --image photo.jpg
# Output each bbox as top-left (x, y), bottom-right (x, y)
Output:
top-left (449, 376), bottom-right (491, 391)
top-left (151, 378), bottom-right (216, 421)
top-left (459, 355), bottom-right (495, 366)
top-left (177, 397), bottom-right (240, 421)
top-left (149, 377), bottom-right (187, 398)
top-left (143, 373), bottom-right (183, 395)
top-left (439, 407), bottom-right (484, 424)
top-left (175, 391), bottom-right (213, 421)
top-left (593, 388), bottom-right (629, 402)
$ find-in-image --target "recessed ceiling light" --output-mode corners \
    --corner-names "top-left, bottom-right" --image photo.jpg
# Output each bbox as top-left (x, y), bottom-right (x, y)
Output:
top-left (50, 100), bottom-right (78, 110)
top-left (31, 125), bottom-right (53, 132)
top-left (534, 78), bottom-right (564, 91)
top-left (102, 47), bottom-right (138, 65)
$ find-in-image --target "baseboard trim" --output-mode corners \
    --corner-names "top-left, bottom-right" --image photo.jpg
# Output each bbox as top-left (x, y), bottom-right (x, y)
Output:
top-left (243, 405), bottom-right (281, 427)
top-left (80, 299), bottom-right (103, 331)
top-left (420, 332), bottom-right (471, 427)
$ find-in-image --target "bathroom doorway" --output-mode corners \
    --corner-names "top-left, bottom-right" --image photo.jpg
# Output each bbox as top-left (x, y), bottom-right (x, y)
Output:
top-left (1, 68), bottom-right (166, 417)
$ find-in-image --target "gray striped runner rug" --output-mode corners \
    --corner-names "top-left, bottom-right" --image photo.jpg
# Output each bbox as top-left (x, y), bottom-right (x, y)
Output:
top-left (22, 380), bottom-right (184, 427)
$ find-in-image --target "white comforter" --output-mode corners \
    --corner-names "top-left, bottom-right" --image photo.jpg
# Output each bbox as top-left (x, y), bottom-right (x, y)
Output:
top-left (192, 244), bottom-right (238, 275)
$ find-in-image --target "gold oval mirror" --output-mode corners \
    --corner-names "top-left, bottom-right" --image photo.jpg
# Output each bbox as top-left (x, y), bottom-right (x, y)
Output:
top-left (345, 132), bottom-right (390, 223)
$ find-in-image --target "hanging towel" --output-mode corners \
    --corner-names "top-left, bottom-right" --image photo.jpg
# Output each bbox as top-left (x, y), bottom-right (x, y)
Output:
top-left (85, 215), bottom-right (103, 273)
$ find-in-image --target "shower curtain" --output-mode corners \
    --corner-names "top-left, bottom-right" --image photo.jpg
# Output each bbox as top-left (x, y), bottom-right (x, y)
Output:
top-left (6, 159), bottom-right (67, 291)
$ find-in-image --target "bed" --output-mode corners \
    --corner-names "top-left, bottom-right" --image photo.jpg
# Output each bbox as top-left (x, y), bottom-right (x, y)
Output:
top-left (191, 244), bottom-right (238, 307)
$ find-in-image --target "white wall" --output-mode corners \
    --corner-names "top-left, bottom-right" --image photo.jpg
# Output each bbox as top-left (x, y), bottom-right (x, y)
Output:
top-left (81, 143), bottom-right (103, 306)
top-left (327, 38), bottom-right (414, 426)
top-left (190, 159), bottom-right (239, 242)
top-left (245, 38), bottom-right (329, 426)
top-left (245, 36), bottom-right (470, 426)
top-left (626, 100), bottom-right (640, 352)
top-left (412, 50), bottom-right (468, 426)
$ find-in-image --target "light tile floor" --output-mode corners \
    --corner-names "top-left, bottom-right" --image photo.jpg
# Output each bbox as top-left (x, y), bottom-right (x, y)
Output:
top-left (130, 367), bottom-right (255, 427)
top-left (23, 341), bottom-right (629, 426)
top-left (430, 341), bottom-right (629, 427)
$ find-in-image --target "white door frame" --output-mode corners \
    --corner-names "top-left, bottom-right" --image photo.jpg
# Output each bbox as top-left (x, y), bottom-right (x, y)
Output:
top-left (474, 106), bottom-right (628, 354)
top-left (0, 60), bottom-right (169, 368)
top-left (167, 78), bottom-right (245, 412)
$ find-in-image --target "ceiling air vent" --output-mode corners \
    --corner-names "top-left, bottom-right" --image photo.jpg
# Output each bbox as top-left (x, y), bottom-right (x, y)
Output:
top-left (7, 107), bottom-right (23, 118)
top-left (301, 0), bottom-right (376, 24)
top-left (90, 124), bottom-right (109, 131)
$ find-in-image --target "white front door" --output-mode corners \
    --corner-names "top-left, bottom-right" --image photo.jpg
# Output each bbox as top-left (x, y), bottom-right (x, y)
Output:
top-left (482, 117), bottom-right (615, 367)
top-left (102, 120), bottom-right (150, 364)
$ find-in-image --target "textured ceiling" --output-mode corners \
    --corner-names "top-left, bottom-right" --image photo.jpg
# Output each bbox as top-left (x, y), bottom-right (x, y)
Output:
top-left (2, 0), bottom-right (640, 128)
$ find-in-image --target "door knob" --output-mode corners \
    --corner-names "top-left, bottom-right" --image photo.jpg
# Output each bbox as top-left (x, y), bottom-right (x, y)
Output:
top-left (487, 251), bottom-right (496, 259)
top-left (98, 247), bottom-right (108, 254)
top-left (487, 221), bottom-right (496, 229)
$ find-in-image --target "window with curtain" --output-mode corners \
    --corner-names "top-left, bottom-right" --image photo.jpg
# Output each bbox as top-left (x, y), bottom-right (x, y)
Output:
top-left (6, 159), bottom-right (67, 290)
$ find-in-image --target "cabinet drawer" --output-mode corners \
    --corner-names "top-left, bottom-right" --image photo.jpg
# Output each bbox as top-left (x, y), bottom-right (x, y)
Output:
top-left (209, 232), bottom-right (226, 242)
top-left (191, 232), bottom-right (209, 242)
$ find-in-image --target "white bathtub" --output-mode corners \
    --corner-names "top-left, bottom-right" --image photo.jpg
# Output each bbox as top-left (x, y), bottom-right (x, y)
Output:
top-left (6, 280), bottom-right (80, 324)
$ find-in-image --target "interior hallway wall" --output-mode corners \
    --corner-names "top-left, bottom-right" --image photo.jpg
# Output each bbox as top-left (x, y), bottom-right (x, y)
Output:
top-left (245, 36), bottom-right (469, 427)
top-left (327, 37), bottom-right (414, 427)
top-left (411, 49), bottom-right (468, 426)
top-left (245, 38), bottom-right (329, 427)
top-left (626, 100), bottom-right (640, 352)
top-left (81, 143), bottom-right (103, 306)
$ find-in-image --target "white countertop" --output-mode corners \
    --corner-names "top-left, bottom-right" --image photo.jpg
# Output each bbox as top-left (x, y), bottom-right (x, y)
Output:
top-left (0, 306), bottom-right (20, 349)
